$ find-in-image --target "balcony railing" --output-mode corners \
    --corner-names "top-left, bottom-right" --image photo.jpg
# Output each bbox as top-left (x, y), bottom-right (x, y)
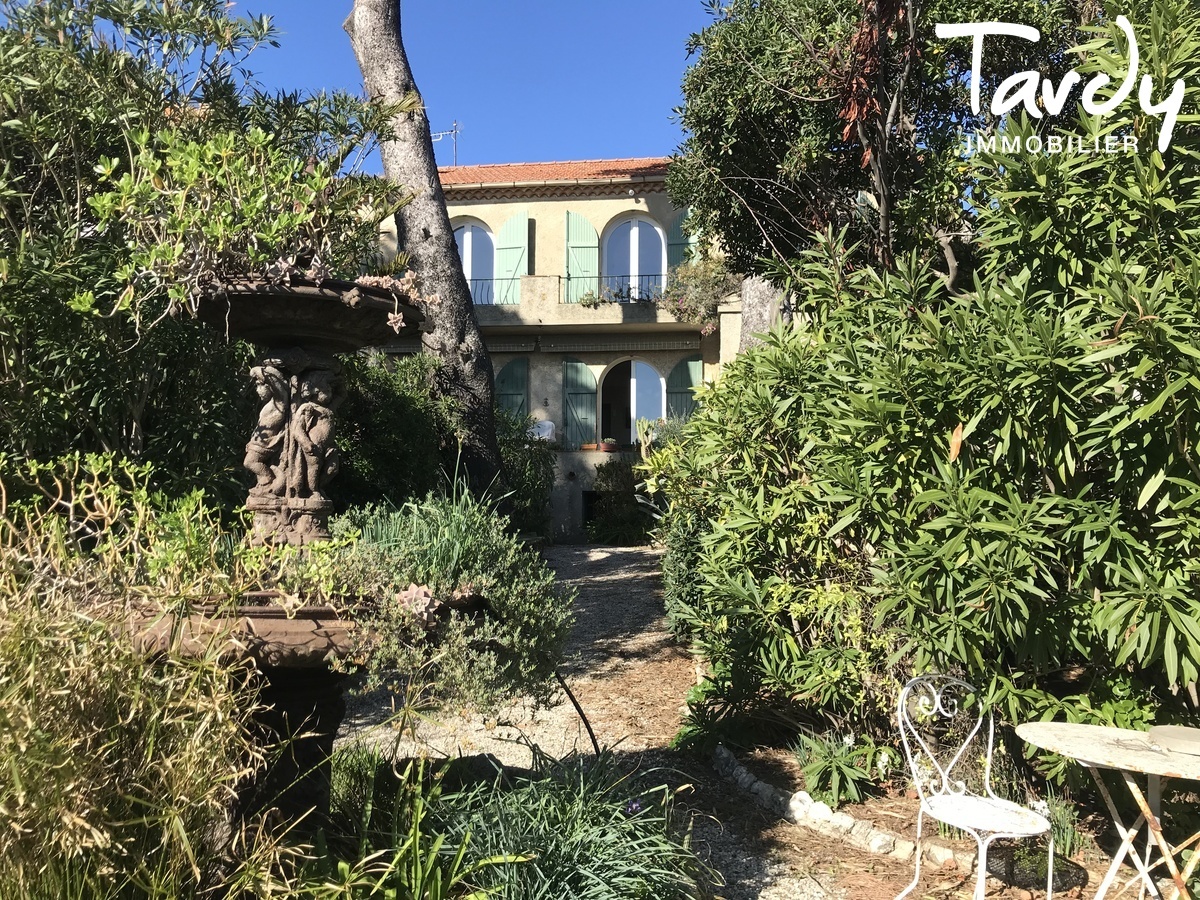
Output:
top-left (467, 277), bottom-right (521, 305)
top-left (565, 274), bottom-right (664, 304)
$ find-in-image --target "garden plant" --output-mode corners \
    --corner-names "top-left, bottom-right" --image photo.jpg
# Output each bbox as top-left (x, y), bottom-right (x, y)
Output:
top-left (649, 0), bottom-right (1200, 805)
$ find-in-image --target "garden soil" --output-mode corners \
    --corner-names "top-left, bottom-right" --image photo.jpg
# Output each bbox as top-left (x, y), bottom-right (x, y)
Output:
top-left (339, 545), bottom-right (1064, 900)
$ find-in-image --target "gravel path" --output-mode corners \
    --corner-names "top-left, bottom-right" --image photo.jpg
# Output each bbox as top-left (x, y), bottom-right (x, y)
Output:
top-left (338, 545), bottom-right (846, 900)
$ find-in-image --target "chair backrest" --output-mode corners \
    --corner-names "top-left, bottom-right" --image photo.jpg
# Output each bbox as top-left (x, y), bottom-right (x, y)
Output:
top-left (897, 675), bottom-right (995, 802)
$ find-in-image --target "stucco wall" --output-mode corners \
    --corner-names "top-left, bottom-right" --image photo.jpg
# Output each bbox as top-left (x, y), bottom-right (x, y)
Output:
top-left (492, 345), bottom-right (715, 541)
top-left (447, 189), bottom-right (680, 279)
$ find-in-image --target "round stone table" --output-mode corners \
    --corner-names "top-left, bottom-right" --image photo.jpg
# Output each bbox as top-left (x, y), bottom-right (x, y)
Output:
top-left (1018, 721), bottom-right (1200, 900)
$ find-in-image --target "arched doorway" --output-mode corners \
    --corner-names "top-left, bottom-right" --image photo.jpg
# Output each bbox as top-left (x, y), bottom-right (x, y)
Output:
top-left (599, 359), bottom-right (664, 445)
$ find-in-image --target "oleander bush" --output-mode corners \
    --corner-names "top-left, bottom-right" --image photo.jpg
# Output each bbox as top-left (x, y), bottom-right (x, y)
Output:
top-left (645, 0), bottom-right (1200, 781)
top-left (495, 407), bottom-right (557, 536)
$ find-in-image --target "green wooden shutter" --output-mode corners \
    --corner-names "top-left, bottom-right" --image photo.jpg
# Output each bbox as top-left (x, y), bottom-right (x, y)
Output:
top-left (666, 355), bottom-right (702, 419)
top-left (495, 358), bottom-right (529, 416)
top-left (666, 209), bottom-right (697, 273)
top-left (564, 211), bottom-right (598, 304)
top-left (561, 357), bottom-right (597, 448)
top-left (494, 211), bottom-right (528, 305)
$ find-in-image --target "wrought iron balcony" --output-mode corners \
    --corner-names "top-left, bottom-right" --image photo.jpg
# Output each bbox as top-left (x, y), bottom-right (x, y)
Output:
top-left (466, 277), bottom-right (521, 305)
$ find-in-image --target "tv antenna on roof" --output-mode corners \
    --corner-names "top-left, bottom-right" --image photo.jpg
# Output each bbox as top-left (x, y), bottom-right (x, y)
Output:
top-left (430, 121), bottom-right (460, 165)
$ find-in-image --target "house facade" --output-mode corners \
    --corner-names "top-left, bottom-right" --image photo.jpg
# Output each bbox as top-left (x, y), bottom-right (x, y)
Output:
top-left (415, 158), bottom-right (742, 540)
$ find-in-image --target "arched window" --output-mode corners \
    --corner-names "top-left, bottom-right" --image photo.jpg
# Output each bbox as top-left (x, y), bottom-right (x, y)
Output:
top-left (599, 359), bottom-right (664, 445)
top-left (602, 215), bottom-right (665, 300)
top-left (452, 220), bottom-right (495, 304)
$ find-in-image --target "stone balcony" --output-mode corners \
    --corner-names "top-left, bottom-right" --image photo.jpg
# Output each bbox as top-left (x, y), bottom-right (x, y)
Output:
top-left (472, 275), bottom-right (694, 332)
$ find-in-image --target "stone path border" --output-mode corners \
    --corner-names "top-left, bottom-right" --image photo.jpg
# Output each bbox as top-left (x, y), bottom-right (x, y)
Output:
top-left (712, 744), bottom-right (978, 872)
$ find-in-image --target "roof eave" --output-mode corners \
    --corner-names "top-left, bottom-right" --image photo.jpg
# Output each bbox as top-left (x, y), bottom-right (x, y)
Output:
top-left (442, 173), bottom-right (667, 192)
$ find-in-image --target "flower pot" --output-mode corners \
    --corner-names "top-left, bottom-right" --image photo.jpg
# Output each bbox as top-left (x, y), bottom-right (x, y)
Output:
top-left (580, 442), bottom-right (599, 451)
top-left (598, 441), bottom-right (619, 452)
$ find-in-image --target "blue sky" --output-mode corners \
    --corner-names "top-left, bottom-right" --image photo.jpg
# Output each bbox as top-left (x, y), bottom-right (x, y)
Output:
top-left (241, 1), bottom-right (714, 169)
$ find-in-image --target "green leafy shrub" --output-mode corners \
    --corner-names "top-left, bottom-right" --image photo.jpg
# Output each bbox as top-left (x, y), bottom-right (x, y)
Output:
top-left (433, 753), bottom-right (709, 899)
top-left (326, 489), bottom-right (574, 708)
top-left (645, 0), bottom-right (1200, 777)
top-left (587, 457), bottom-right (652, 545)
top-left (793, 732), bottom-right (879, 807)
top-left (645, 232), bottom-right (1194, 768)
top-left (647, 0), bottom-right (1200, 773)
top-left (0, 1), bottom-right (410, 499)
top-left (495, 407), bottom-right (557, 536)
top-left (334, 352), bottom-right (449, 510)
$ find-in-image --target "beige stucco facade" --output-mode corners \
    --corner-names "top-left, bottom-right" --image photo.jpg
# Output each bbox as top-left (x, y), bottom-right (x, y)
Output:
top-left (391, 159), bottom-right (741, 541)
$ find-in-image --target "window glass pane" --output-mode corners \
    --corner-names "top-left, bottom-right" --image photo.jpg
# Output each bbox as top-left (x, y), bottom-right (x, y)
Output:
top-left (637, 220), bottom-right (662, 277)
top-left (605, 221), bottom-right (631, 291)
top-left (632, 361), bottom-right (663, 422)
top-left (471, 225), bottom-right (493, 280)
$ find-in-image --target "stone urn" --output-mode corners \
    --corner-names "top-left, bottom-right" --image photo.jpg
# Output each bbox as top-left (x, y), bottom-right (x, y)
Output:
top-left (198, 276), bottom-right (425, 547)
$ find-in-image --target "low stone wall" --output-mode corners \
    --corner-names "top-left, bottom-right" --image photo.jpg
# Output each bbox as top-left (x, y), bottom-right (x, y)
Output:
top-left (712, 745), bottom-right (977, 871)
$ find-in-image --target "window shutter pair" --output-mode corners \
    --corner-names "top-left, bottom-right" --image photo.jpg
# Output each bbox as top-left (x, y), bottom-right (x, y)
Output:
top-left (566, 210), bottom-right (693, 302)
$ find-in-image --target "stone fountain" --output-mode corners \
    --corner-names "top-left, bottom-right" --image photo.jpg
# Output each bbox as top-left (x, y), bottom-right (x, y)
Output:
top-left (194, 275), bottom-right (425, 828)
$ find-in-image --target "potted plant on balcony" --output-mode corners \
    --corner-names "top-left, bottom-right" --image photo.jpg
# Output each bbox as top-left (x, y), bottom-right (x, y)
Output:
top-left (598, 437), bottom-right (620, 452)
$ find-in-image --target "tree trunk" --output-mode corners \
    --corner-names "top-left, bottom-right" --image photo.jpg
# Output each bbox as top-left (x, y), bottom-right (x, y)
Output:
top-left (345, 0), bottom-right (502, 492)
top-left (739, 275), bottom-right (785, 351)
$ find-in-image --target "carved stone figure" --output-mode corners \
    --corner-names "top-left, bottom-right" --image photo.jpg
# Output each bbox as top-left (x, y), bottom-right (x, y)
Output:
top-left (289, 367), bottom-right (343, 500)
top-left (241, 350), bottom-right (345, 546)
top-left (244, 364), bottom-right (288, 498)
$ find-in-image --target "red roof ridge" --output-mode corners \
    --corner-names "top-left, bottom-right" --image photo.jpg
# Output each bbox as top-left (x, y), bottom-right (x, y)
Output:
top-left (438, 156), bottom-right (670, 171)
top-left (438, 157), bottom-right (671, 187)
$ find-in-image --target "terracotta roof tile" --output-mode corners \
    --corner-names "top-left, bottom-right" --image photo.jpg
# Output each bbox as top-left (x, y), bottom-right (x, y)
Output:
top-left (438, 157), bottom-right (670, 186)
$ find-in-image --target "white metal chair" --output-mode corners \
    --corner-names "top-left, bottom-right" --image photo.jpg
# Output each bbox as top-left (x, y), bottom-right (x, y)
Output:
top-left (896, 675), bottom-right (1054, 900)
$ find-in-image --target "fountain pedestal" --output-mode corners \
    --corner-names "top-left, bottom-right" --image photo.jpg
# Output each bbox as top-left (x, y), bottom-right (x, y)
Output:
top-left (192, 277), bottom-right (425, 827)
top-left (199, 277), bottom-right (424, 545)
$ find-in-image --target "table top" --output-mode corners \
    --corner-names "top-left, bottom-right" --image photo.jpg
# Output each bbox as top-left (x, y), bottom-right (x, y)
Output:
top-left (1017, 722), bottom-right (1200, 780)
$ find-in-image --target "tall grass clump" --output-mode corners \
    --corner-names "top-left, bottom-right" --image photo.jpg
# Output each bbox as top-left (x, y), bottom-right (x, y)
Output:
top-left (305, 744), bottom-right (517, 899)
top-left (0, 529), bottom-right (273, 899)
top-left (433, 753), bottom-right (709, 900)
